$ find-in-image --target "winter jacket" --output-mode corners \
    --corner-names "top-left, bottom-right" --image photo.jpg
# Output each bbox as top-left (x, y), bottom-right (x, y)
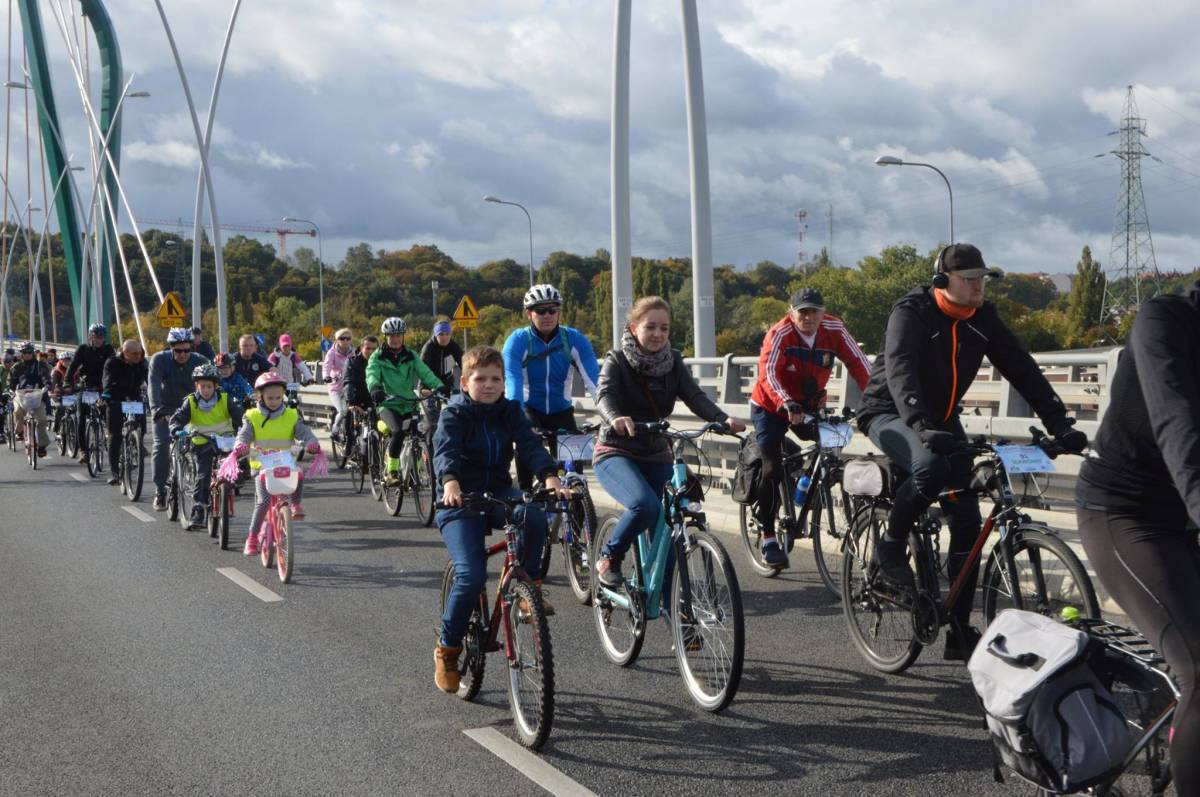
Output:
top-left (365, 345), bottom-right (443, 415)
top-left (1077, 282), bottom-right (1200, 529)
top-left (220, 374), bottom-right (253, 405)
top-left (322, 345), bottom-right (354, 395)
top-left (420, 337), bottom-right (463, 391)
top-left (148, 350), bottom-right (210, 418)
top-left (343, 351), bottom-right (373, 408)
top-left (501, 325), bottom-right (600, 415)
top-left (268, 350), bottom-right (313, 384)
top-left (66, 342), bottom-right (116, 389)
top-left (433, 393), bottom-right (556, 497)
top-left (10, 359), bottom-right (52, 391)
top-left (194, 340), bottom-right (216, 361)
top-left (169, 389), bottom-right (244, 439)
top-left (857, 287), bottom-right (1069, 435)
top-left (594, 348), bottom-right (728, 463)
top-left (102, 355), bottom-right (149, 403)
top-left (750, 314), bottom-right (873, 417)
top-left (233, 351), bottom-right (272, 384)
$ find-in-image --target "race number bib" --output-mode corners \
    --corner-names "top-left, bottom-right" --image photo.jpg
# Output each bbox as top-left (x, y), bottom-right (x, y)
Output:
top-left (60, 395), bottom-right (78, 407)
top-left (121, 401), bottom-right (145, 415)
top-left (994, 445), bottom-right (1056, 474)
top-left (215, 435), bottom-right (238, 452)
top-left (81, 391), bottom-right (100, 405)
top-left (258, 450), bottom-right (296, 470)
top-left (819, 422), bottom-right (853, 450)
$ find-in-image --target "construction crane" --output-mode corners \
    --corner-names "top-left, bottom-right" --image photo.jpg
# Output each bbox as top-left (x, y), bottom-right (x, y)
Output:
top-left (135, 217), bottom-right (316, 259)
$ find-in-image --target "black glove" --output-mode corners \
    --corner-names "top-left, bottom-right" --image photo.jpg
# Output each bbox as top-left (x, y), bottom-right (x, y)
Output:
top-left (918, 427), bottom-right (956, 455)
top-left (792, 417), bottom-right (818, 441)
top-left (152, 408), bottom-right (168, 423)
top-left (1048, 418), bottom-right (1087, 454)
top-left (370, 389), bottom-right (385, 404)
top-left (784, 401), bottom-right (804, 416)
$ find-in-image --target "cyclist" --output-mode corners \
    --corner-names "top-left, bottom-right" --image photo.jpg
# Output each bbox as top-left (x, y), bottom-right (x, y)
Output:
top-left (749, 287), bottom-right (873, 567)
top-left (592, 296), bottom-right (746, 590)
top-left (420, 318), bottom-right (462, 431)
top-left (233, 334), bottom-right (271, 384)
top-left (100, 340), bottom-right (148, 485)
top-left (66, 323), bottom-right (116, 464)
top-left (366, 318), bottom-right (443, 485)
top-left (171, 364), bottom-right (244, 529)
top-left (148, 328), bottom-right (209, 511)
top-left (10, 343), bottom-right (51, 455)
top-left (191, 326), bottom-right (216, 361)
top-left (501, 284), bottom-right (601, 489)
top-left (49, 351), bottom-right (73, 433)
top-left (0, 353), bottom-right (9, 446)
top-left (856, 243), bottom-right (1087, 660)
top-left (213, 352), bottom-right (253, 405)
top-left (1075, 281), bottom-right (1200, 795)
top-left (321, 328), bottom-right (355, 447)
top-left (268, 334), bottom-right (313, 384)
top-left (432, 345), bottom-right (568, 694)
top-left (232, 372), bottom-right (320, 555)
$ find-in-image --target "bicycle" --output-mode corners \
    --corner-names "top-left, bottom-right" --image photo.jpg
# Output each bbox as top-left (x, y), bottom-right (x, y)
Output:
top-left (361, 405), bottom-right (386, 502)
top-left (56, 393), bottom-right (79, 458)
top-left (165, 432), bottom-right (199, 530)
top-left (286, 382), bottom-right (309, 462)
top-left (255, 448), bottom-right (301, 583)
top-left (590, 420), bottom-right (746, 712)
top-left (79, 389), bottom-right (105, 477)
top-left (17, 388), bottom-right (46, 470)
top-left (739, 407), bottom-right (856, 597)
top-left (841, 428), bottom-right (1100, 674)
top-left (1, 391), bottom-right (14, 451)
top-left (377, 394), bottom-right (431, 518)
top-left (208, 434), bottom-right (239, 550)
top-left (438, 489), bottom-right (556, 749)
top-left (404, 393), bottom-right (446, 526)
top-left (535, 424), bottom-right (600, 604)
top-left (115, 395), bottom-right (147, 502)
top-left (344, 405), bottom-right (369, 495)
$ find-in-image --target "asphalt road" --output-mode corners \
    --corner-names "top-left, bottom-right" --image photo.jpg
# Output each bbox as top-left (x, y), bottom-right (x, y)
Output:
top-left (0, 444), bottom-right (1029, 797)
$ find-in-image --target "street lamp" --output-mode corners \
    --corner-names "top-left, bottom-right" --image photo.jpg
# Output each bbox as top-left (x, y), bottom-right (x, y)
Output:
top-left (483, 195), bottom-right (535, 286)
top-left (874, 154), bottom-right (954, 243)
top-left (282, 216), bottom-right (324, 330)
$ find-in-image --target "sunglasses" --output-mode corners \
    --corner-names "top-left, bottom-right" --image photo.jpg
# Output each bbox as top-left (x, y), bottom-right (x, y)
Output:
top-left (173, 348), bottom-right (192, 355)
top-left (337, 336), bottom-right (351, 341)
top-left (531, 306), bottom-right (559, 316)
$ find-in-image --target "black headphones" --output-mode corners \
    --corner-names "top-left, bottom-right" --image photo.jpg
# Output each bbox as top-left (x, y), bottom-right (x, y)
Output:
top-left (931, 245), bottom-right (950, 289)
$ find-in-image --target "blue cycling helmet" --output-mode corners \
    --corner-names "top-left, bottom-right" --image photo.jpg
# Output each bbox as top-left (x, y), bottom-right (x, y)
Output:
top-left (166, 327), bottom-right (194, 345)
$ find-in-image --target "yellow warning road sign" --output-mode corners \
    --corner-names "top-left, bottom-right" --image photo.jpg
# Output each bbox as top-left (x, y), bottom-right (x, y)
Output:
top-left (320, 325), bottom-right (334, 339)
top-left (453, 295), bottom-right (478, 328)
top-left (157, 291), bottom-right (186, 328)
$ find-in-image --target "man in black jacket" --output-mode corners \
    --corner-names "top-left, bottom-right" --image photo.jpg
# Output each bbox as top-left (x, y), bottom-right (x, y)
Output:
top-left (101, 340), bottom-right (148, 485)
top-left (857, 243), bottom-right (1087, 659)
top-left (66, 323), bottom-right (117, 462)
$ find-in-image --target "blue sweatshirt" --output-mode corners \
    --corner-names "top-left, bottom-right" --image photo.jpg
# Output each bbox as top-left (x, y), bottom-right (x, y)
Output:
top-left (501, 325), bottom-right (600, 415)
top-left (433, 393), bottom-right (557, 497)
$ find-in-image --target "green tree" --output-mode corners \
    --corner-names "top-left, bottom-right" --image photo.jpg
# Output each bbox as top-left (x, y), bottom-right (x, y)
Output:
top-left (1066, 246), bottom-right (1105, 344)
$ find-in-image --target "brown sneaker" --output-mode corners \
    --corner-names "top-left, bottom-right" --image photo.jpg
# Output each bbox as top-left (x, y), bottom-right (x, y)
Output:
top-left (532, 579), bottom-right (556, 617)
top-left (434, 643), bottom-right (462, 694)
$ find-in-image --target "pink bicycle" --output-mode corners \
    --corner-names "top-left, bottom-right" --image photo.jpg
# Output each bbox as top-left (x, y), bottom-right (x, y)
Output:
top-left (256, 450), bottom-right (302, 583)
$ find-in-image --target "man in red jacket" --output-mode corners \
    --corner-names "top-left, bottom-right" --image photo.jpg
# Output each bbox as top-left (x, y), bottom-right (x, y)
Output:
top-left (749, 288), bottom-right (872, 568)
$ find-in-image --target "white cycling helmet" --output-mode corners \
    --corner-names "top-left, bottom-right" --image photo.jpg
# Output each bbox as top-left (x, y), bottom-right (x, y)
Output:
top-left (380, 317), bottom-right (407, 335)
top-left (166, 327), bottom-right (194, 344)
top-left (523, 284), bottom-right (562, 309)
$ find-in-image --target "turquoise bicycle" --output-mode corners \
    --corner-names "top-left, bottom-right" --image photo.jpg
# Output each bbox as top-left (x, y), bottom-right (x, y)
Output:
top-left (590, 420), bottom-right (745, 712)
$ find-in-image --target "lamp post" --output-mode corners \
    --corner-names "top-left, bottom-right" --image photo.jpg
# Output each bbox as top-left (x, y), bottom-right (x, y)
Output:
top-left (482, 195), bottom-right (534, 286)
top-left (282, 216), bottom-right (323, 330)
top-left (874, 154), bottom-right (954, 244)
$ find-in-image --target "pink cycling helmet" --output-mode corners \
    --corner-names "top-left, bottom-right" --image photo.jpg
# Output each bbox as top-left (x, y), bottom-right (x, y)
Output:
top-left (254, 372), bottom-right (289, 391)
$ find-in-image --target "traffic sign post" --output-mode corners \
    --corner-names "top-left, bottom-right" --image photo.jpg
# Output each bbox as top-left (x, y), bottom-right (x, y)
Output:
top-left (452, 295), bottom-right (478, 348)
top-left (156, 291), bottom-right (186, 329)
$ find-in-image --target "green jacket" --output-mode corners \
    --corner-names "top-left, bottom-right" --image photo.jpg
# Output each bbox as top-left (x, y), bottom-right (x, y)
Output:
top-left (365, 345), bottom-right (443, 415)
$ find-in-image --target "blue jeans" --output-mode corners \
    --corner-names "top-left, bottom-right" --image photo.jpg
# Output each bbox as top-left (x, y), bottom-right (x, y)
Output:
top-left (437, 486), bottom-right (547, 647)
top-left (595, 455), bottom-right (674, 575)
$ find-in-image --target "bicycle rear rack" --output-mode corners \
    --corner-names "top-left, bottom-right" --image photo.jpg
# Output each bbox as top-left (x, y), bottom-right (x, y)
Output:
top-left (1077, 618), bottom-right (1164, 666)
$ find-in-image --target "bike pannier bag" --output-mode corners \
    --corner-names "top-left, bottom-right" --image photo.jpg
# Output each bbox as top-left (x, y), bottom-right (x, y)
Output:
top-left (968, 610), bottom-right (1133, 792)
top-left (842, 457), bottom-right (890, 497)
top-left (730, 436), bottom-right (762, 504)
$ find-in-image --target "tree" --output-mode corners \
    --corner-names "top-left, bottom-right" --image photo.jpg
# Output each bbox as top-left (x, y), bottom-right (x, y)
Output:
top-left (1066, 246), bottom-right (1105, 344)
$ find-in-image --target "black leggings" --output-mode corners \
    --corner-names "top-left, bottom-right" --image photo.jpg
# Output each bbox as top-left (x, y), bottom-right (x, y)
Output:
top-left (1077, 507), bottom-right (1200, 796)
top-left (378, 408), bottom-right (416, 458)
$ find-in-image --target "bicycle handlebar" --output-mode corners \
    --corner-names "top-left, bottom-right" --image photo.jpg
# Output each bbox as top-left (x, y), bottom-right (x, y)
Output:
top-left (435, 486), bottom-right (559, 512)
top-left (632, 420), bottom-right (737, 439)
top-left (537, 422), bottom-right (600, 439)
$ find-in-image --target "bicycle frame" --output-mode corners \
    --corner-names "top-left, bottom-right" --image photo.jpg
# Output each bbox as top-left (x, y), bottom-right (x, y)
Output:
top-left (468, 516), bottom-right (535, 663)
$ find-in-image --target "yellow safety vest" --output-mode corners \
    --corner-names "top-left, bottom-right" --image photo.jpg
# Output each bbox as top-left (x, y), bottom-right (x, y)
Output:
top-left (246, 407), bottom-right (299, 470)
top-left (186, 392), bottom-right (234, 445)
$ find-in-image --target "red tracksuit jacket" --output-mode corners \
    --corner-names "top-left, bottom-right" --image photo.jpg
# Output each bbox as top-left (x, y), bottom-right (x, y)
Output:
top-left (750, 314), bottom-right (872, 416)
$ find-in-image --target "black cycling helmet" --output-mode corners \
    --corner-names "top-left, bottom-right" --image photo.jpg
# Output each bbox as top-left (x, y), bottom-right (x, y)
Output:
top-left (192, 364), bottom-right (220, 383)
top-left (88, 323), bottom-right (107, 338)
top-left (19, 342), bottom-right (36, 355)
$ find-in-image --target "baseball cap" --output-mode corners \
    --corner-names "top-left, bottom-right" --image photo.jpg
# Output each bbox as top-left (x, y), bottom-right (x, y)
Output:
top-left (278, 334), bottom-right (293, 347)
top-left (790, 288), bottom-right (825, 311)
top-left (939, 243), bottom-right (1002, 279)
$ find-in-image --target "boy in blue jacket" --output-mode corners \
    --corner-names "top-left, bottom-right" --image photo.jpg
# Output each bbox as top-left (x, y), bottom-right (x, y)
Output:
top-left (432, 345), bottom-right (567, 694)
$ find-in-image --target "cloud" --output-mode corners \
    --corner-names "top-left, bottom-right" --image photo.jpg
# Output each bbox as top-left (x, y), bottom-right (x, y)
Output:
top-left (404, 140), bottom-right (442, 171)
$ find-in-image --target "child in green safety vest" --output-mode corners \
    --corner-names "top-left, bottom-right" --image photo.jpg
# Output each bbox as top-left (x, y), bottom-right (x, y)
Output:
top-left (170, 363), bottom-right (245, 531)
top-left (229, 371), bottom-right (320, 556)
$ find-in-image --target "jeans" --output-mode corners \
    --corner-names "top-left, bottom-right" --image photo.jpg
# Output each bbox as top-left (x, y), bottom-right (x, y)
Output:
top-left (594, 456), bottom-right (674, 587)
top-left (437, 486), bottom-right (547, 646)
top-left (152, 417), bottom-right (174, 491)
top-left (192, 443), bottom-right (216, 513)
top-left (517, 407), bottom-right (576, 489)
top-left (105, 404), bottom-right (137, 474)
top-left (750, 404), bottom-right (799, 535)
top-left (866, 413), bottom-right (981, 623)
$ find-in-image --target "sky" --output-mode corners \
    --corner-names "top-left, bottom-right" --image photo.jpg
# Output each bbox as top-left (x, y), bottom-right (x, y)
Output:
top-left (9, 0), bottom-right (1200, 277)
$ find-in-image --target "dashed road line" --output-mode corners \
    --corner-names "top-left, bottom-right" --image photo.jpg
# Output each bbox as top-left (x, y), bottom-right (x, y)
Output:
top-left (122, 505), bottom-right (156, 522)
top-left (216, 567), bottom-right (284, 603)
top-left (69, 473), bottom-right (90, 483)
top-left (464, 727), bottom-right (598, 797)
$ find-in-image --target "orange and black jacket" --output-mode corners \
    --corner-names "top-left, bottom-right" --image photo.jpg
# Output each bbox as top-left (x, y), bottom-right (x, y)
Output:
top-left (857, 286), bottom-right (1068, 435)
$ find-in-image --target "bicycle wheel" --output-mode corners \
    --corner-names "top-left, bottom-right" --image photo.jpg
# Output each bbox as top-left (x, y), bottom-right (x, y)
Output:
top-left (412, 442), bottom-right (436, 526)
top-left (561, 489), bottom-right (598, 605)
top-left (27, 419), bottom-right (38, 470)
top-left (261, 510), bottom-right (276, 569)
top-left (216, 483), bottom-right (232, 550)
top-left (276, 502), bottom-right (293, 583)
top-left (382, 471), bottom-right (403, 516)
top-left (178, 457), bottom-right (196, 531)
top-left (167, 465), bottom-right (181, 522)
top-left (84, 420), bottom-right (100, 477)
top-left (90, 423), bottom-right (105, 476)
top-left (807, 481), bottom-right (847, 600)
top-left (349, 445), bottom-right (366, 494)
top-left (65, 414), bottom-right (78, 458)
top-left (505, 578), bottom-right (554, 749)
top-left (738, 483), bottom-right (791, 577)
top-left (330, 410), bottom-right (347, 470)
top-left (54, 413), bottom-right (66, 455)
top-left (368, 434), bottom-right (384, 501)
top-left (589, 516), bottom-right (645, 666)
top-left (672, 528), bottom-right (744, 712)
top-left (841, 503), bottom-right (923, 673)
top-left (123, 429), bottom-right (145, 502)
top-left (440, 562), bottom-right (486, 701)
top-left (981, 525), bottom-right (1100, 625)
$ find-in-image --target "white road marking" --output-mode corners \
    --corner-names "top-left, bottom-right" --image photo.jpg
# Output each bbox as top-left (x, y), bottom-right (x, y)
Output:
top-left (70, 473), bottom-right (90, 483)
top-left (216, 568), bottom-right (284, 603)
top-left (463, 727), bottom-right (598, 797)
top-left (122, 505), bottom-right (156, 523)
